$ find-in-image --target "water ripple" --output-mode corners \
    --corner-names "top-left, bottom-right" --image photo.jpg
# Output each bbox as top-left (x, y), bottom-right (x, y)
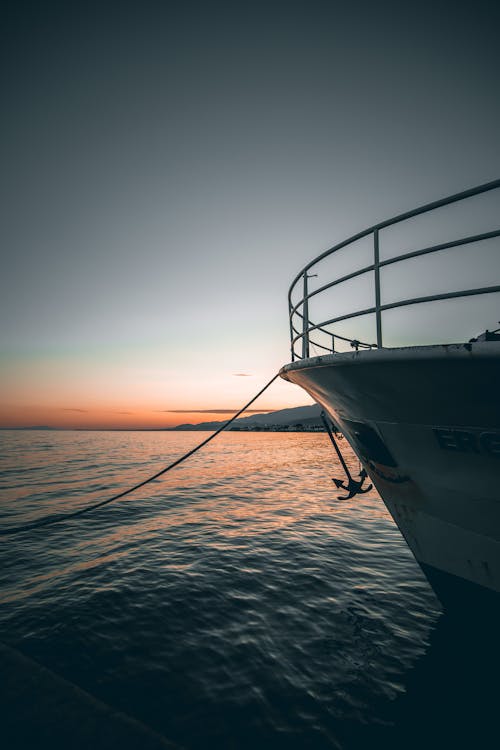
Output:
top-left (1, 429), bottom-right (492, 748)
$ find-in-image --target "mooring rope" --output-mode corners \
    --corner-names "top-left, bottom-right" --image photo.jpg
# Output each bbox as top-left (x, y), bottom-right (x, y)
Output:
top-left (0, 373), bottom-right (280, 536)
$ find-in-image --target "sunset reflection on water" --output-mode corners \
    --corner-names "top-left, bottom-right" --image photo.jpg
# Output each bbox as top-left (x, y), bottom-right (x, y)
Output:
top-left (0, 430), bottom-right (443, 749)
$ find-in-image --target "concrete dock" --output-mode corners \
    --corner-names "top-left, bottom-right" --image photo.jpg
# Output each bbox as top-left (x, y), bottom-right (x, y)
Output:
top-left (0, 642), bottom-right (182, 749)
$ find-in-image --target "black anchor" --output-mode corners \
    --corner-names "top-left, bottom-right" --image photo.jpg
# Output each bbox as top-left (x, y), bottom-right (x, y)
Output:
top-left (320, 411), bottom-right (372, 499)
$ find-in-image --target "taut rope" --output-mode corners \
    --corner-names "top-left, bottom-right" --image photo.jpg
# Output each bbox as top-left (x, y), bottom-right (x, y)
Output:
top-left (0, 373), bottom-right (280, 536)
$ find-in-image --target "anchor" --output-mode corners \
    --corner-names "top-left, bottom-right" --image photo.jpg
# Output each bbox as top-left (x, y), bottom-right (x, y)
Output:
top-left (320, 411), bottom-right (372, 499)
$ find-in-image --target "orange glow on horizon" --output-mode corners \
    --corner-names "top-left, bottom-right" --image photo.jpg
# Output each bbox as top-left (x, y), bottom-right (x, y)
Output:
top-left (0, 399), bottom-right (312, 430)
top-left (1, 351), bottom-right (312, 429)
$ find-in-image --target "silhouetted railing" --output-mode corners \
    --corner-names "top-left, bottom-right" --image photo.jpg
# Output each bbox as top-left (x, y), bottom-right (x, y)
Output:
top-left (289, 179), bottom-right (500, 361)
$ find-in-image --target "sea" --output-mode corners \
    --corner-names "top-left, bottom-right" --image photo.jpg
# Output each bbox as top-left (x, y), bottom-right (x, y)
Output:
top-left (1, 430), bottom-right (498, 749)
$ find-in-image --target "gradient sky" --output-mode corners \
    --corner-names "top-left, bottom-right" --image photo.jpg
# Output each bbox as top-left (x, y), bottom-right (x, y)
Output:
top-left (1, 0), bottom-right (499, 428)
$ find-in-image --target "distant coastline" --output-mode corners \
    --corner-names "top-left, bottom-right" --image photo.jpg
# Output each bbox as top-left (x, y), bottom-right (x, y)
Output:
top-left (0, 405), bottom-right (329, 432)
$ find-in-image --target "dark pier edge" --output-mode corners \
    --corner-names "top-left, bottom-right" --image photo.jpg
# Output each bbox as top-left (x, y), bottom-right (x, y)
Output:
top-left (0, 642), bottom-right (183, 750)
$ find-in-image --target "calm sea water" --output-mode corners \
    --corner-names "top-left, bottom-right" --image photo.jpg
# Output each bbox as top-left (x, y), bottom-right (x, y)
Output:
top-left (0, 430), bottom-right (498, 748)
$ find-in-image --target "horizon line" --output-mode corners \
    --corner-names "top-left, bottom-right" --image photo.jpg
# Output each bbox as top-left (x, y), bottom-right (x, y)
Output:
top-left (0, 404), bottom-right (317, 431)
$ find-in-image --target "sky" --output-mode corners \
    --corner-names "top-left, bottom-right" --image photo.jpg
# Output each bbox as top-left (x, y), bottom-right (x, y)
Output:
top-left (1, 0), bottom-right (499, 429)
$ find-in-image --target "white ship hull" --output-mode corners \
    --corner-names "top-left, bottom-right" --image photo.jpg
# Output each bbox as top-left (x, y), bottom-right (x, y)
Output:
top-left (281, 342), bottom-right (500, 601)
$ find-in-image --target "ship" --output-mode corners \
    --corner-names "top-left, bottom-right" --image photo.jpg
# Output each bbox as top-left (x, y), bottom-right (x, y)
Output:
top-left (280, 179), bottom-right (500, 605)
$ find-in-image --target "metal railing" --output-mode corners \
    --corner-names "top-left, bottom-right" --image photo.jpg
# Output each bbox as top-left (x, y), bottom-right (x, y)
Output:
top-left (289, 179), bottom-right (500, 361)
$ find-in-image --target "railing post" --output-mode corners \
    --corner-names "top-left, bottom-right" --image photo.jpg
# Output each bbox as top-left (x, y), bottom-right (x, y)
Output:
top-left (302, 271), bottom-right (309, 358)
top-left (373, 229), bottom-right (383, 347)
top-left (289, 308), bottom-right (295, 361)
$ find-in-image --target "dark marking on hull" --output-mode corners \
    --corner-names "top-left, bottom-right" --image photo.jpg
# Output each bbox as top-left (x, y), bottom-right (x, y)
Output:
top-left (434, 427), bottom-right (500, 457)
top-left (343, 419), bottom-right (398, 467)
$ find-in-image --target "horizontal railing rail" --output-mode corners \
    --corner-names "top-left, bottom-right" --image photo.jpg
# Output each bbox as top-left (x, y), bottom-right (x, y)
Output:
top-left (289, 179), bottom-right (500, 361)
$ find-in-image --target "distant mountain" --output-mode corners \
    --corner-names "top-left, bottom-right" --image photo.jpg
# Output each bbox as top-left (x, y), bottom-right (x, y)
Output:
top-left (172, 404), bottom-right (324, 431)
